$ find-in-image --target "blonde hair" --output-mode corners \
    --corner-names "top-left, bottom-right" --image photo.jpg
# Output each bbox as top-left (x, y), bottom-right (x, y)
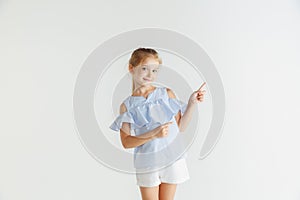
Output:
top-left (129, 48), bottom-right (162, 93)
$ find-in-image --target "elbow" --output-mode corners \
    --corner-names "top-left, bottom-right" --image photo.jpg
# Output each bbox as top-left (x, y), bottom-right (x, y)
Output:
top-left (120, 130), bottom-right (133, 149)
top-left (178, 125), bottom-right (184, 132)
top-left (177, 121), bottom-right (185, 132)
top-left (178, 124), bottom-right (186, 133)
top-left (177, 118), bottom-right (186, 133)
top-left (121, 139), bottom-right (130, 149)
top-left (121, 137), bottom-right (133, 149)
top-left (122, 143), bottom-right (132, 149)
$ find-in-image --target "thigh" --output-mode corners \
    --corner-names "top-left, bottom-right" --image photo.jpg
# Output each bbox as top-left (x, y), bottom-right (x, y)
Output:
top-left (136, 171), bottom-right (161, 187)
top-left (159, 159), bottom-right (190, 185)
top-left (159, 183), bottom-right (177, 200)
top-left (139, 186), bottom-right (159, 200)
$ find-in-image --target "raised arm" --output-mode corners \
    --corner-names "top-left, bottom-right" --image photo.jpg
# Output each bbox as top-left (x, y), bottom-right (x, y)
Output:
top-left (167, 86), bottom-right (205, 132)
top-left (119, 103), bottom-right (172, 149)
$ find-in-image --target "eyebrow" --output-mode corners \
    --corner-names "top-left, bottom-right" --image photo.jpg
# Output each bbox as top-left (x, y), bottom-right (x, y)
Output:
top-left (141, 65), bottom-right (160, 69)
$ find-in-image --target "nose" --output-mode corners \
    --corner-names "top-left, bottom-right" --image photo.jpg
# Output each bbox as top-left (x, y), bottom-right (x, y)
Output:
top-left (146, 70), bottom-right (153, 78)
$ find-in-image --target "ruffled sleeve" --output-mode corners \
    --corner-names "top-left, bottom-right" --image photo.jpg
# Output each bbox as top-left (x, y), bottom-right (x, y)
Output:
top-left (109, 103), bottom-right (155, 132)
top-left (109, 98), bottom-right (188, 132)
top-left (109, 111), bottom-right (135, 132)
top-left (168, 98), bottom-right (188, 116)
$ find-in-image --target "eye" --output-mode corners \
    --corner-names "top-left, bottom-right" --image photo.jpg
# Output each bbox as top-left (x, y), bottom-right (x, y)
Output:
top-left (142, 67), bottom-right (147, 71)
top-left (152, 69), bottom-right (158, 73)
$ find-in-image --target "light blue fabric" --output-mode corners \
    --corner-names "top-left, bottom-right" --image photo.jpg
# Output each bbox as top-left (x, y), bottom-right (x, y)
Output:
top-left (109, 86), bottom-right (188, 170)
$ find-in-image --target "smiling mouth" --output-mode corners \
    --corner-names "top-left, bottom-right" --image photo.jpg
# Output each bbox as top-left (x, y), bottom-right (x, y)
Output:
top-left (143, 78), bottom-right (151, 81)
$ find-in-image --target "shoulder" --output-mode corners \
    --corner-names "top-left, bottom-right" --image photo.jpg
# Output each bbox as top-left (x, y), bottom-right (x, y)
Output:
top-left (119, 103), bottom-right (127, 114)
top-left (119, 96), bottom-right (132, 114)
top-left (166, 87), bottom-right (176, 99)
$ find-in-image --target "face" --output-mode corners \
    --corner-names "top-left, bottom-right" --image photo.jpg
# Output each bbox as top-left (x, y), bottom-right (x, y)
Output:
top-left (130, 57), bottom-right (160, 87)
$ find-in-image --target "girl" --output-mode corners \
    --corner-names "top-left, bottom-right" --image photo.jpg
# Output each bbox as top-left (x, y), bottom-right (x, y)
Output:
top-left (110, 48), bottom-right (206, 200)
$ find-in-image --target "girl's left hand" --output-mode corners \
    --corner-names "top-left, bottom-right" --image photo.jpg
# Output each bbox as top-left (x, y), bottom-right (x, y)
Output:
top-left (188, 82), bottom-right (206, 105)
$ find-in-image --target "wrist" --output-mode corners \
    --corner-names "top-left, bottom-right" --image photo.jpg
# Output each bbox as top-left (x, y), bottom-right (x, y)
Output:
top-left (149, 129), bottom-right (157, 139)
top-left (150, 134), bottom-right (157, 140)
top-left (188, 100), bottom-right (197, 107)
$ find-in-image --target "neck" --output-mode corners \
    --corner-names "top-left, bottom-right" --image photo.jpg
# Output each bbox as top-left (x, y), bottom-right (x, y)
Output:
top-left (133, 83), bottom-right (153, 93)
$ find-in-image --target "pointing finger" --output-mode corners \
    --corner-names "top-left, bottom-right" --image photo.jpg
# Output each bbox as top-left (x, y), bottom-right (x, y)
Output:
top-left (197, 82), bottom-right (206, 91)
top-left (197, 90), bottom-right (206, 94)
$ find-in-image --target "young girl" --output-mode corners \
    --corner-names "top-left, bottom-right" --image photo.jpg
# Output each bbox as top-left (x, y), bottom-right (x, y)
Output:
top-left (110, 48), bottom-right (206, 200)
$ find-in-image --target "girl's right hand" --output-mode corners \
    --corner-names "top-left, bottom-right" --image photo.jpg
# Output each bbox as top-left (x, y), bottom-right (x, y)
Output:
top-left (153, 121), bottom-right (173, 138)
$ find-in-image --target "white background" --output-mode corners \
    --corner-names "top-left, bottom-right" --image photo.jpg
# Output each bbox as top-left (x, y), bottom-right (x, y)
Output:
top-left (1, 0), bottom-right (300, 199)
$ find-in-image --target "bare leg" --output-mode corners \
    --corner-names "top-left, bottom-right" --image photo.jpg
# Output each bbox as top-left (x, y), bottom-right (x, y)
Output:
top-left (139, 186), bottom-right (159, 200)
top-left (159, 183), bottom-right (177, 200)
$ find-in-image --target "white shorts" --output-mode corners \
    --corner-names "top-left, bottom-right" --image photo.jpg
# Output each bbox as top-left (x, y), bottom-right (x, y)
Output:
top-left (136, 158), bottom-right (190, 187)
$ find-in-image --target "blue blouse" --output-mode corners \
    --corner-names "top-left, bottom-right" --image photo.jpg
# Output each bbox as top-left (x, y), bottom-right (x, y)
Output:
top-left (109, 86), bottom-right (188, 170)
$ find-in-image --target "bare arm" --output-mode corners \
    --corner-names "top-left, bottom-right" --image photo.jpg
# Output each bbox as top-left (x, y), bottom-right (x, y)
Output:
top-left (119, 103), bottom-right (172, 149)
top-left (167, 88), bottom-right (202, 132)
top-left (167, 88), bottom-right (195, 132)
top-left (178, 102), bottom-right (197, 132)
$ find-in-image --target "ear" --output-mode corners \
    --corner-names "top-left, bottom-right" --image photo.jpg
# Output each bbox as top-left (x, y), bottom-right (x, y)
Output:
top-left (128, 64), bottom-right (134, 73)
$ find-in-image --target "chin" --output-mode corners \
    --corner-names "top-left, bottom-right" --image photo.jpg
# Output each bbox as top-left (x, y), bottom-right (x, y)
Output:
top-left (141, 82), bottom-right (152, 86)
